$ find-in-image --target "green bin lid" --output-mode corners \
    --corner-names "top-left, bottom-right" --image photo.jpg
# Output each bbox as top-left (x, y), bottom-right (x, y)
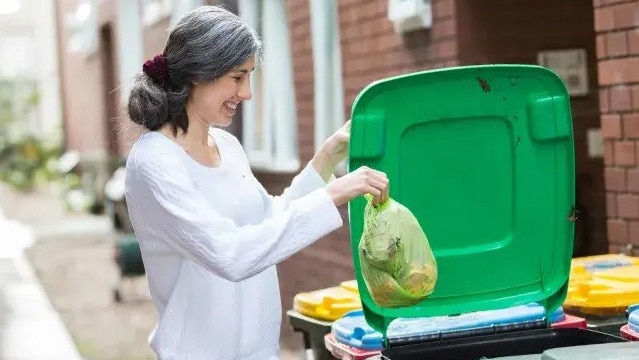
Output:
top-left (348, 64), bottom-right (575, 335)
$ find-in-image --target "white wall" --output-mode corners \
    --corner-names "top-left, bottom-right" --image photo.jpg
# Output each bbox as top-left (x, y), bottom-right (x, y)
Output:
top-left (34, 0), bottom-right (63, 142)
top-left (0, 0), bottom-right (62, 143)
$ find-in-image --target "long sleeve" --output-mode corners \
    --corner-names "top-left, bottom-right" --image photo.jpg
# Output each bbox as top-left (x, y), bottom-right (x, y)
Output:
top-left (226, 132), bottom-right (331, 216)
top-left (125, 150), bottom-right (343, 282)
top-left (258, 163), bottom-right (331, 216)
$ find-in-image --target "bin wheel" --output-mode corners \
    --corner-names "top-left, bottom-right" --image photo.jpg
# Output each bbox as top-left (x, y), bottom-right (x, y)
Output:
top-left (113, 288), bottom-right (122, 303)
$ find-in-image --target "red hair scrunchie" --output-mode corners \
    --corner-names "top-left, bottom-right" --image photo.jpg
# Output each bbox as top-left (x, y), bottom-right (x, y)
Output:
top-left (143, 53), bottom-right (169, 85)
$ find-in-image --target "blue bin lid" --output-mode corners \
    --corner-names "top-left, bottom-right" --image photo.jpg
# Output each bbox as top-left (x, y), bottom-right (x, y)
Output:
top-left (385, 303), bottom-right (546, 342)
top-left (630, 308), bottom-right (639, 333)
top-left (549, 306), bottom-right (566, 323)
top-left (332, 310), bottom-right (384, 351)
top-left (332, 303), bottom-right (553, 350)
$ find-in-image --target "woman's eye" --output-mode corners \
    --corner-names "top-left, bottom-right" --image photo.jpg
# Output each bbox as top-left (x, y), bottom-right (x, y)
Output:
top-left (231, 76), bottom-right (241, 82)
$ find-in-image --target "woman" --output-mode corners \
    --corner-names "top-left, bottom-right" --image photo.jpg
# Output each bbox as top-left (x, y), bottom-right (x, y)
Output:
top-left (124, 5), bottom-right (389, 360)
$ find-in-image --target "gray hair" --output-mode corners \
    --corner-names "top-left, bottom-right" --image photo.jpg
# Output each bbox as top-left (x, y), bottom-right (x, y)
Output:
top-left (127, 5), bottom-right (262, 133)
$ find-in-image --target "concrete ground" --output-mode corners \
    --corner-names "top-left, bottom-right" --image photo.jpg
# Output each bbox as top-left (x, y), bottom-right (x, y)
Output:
top-left (0, 184), bottom-right (304, 359)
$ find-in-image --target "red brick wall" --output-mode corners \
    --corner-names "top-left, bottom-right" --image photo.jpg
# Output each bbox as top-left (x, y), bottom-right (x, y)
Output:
top-left (288, 0), bottom-right (315, 164)
top-left (595, 0), bottom-right (639, 255)
top-left (339, 0), bottom-right (458, 117)
top-left (455, 0), bottom-right (607, 256)
top-left (286, 0), bottom-right (459, 165)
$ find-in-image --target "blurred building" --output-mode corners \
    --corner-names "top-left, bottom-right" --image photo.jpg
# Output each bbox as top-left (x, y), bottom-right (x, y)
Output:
top-left (52, 0), bottom-right (639, 351)
top-left (0, 0), bottom-right (62, 143)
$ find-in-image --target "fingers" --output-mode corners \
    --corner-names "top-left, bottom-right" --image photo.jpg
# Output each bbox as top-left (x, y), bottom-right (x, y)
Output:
top-left (335, 130), bottom-right (350, 143)
top-left (328, 164), bottom-right (389, 207)
top-left (367, 179), bottom-right (388, 205)
top-left (357, 166), bottom-right (389, 204)
top-left (381, 182), bottom-right (389, 203)
top-left (366, 187), bottom-right (383, 205)
top-left (360, 166), bottom-right (388, 183)
top-left (342, 119), bottom-right (351, 132)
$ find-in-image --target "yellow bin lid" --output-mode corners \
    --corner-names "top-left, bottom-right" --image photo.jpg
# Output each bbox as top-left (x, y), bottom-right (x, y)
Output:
top-left (293, 286), bottom-right (362, 321)
top-left (564, 274), bottom-right (639, 316)
top-left (340, 280), bottom-right (359, 294)
top-left (594, 265), bottom-right (639, 283)
top-left (571, 254), bottom-right (639, 272)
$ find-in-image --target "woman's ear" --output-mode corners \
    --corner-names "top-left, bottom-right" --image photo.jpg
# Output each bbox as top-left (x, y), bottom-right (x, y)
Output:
top-left (191, 78), bottom-right (217, 87)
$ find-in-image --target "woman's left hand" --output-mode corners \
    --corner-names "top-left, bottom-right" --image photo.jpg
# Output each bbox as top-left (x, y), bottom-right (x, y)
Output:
top-left (311, 120), bottom-right (351, 181)
top-left (323, 120), bottom-right (351, 165)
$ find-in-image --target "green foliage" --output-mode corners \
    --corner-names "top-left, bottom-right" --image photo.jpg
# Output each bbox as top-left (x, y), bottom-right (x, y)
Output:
top-left (0, 136), bottom-right (62, 191)
top-left (0, 79), bottom-right (61, 191)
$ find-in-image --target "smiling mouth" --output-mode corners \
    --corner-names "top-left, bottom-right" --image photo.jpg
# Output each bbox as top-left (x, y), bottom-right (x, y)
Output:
top-left (223, 101), bottom-right (238, 113)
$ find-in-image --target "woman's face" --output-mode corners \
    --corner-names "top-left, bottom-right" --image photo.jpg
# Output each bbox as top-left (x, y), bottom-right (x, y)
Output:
top-left (189, 55), bottom-right (255, 127)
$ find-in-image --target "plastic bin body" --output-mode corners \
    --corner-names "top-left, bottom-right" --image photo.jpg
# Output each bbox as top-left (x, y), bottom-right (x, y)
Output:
top-left (620, 325), bottom-right (639, 341)
top-left (380, 328), bottom-right (626, 360)
top-left (345, 65), bottom-right (586, 358)
top-left (548, 306), bottom-right (586, 329)
top-left (115, 234), bottom-right (145, 276)
top-left (286, 310), bottom-right (334, 360)
top-left (330, 304), bottom-right (586, 354)
top-left (620, 303), bottom-right (639, 337)
top-left (550, 314), bottom-right (586, 329)
top-left (324, 334), bottom-right (381, 360)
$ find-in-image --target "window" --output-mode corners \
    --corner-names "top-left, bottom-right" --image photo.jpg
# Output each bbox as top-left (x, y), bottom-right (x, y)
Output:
top-left (0, 35), bottom-right (39, 139)
top-left (0, 0), bottom-right (20, 15)
top-left (238, 0), bottom-right (299, 172)
top-left (537, 49), bottom-right (589, 97)
top-left (0, 35), bottom-right (35, 78)
top-left (141, 0), bottom-right (172, 26)
top-left (309, 0), bottom-right (346, 174)
top-left (64, 0), bottom-right (98, 56)
top-left (169, 0), bottom-right (205, 27)
top-left (117, 0), bottom-right (143, 104)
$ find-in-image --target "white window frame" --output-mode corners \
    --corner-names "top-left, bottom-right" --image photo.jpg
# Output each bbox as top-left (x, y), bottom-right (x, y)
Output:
top-left (0, 34), bottom-right (36, 78)
top-left (141, 0), bottom-right (172, 27)
top-left (64, 0), bottom-right (98, 57)
top-left (238, 0), bottom-right (299, 173)
top-left (169, 0), bottom-right (205, 27)
top-left (310, 0), bottom-right (346, 174)
top-left (117, 0), bottom-right (143, 104)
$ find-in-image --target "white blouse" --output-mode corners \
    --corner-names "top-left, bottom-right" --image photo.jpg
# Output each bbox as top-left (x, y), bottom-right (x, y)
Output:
top-left (124, 129), bottom-right (343, 360)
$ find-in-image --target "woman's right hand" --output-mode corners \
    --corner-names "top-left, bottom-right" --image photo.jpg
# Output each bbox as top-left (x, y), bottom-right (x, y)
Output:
top-left (325, 166), bottom-right (389, 207)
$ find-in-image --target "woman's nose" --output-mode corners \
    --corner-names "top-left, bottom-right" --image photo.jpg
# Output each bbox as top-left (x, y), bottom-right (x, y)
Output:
top-left (238, 77), bottom-right (252, 100)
